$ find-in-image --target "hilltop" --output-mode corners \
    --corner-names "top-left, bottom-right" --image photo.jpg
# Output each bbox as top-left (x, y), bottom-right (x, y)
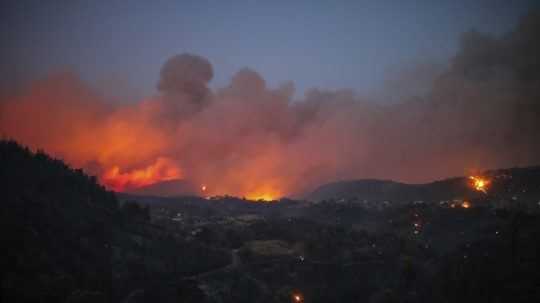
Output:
top-left (307, 167), bottom-right (540, 206)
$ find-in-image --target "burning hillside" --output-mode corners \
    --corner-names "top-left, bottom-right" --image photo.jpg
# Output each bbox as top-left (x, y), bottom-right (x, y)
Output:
top-left (469, 176), bottom-right (490, 193)
top-left (101, 157), bottom-right (182, 192)
top-left (1, 12), bottom-right (540, 198)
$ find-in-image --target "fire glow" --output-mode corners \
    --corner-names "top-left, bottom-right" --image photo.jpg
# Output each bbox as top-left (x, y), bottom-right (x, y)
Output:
top-left (469, 176), bottom-right (490, 193)
top-left (101, 157), bottom-right (182, 192)
top-left (246, 193), bottom-right (279, 202)
top-left (244, 185), bottom-right (282, 202)
top-left (2, 46), bottom-right (538, 200)
top-left (292, 292), bottom-right (304, 303)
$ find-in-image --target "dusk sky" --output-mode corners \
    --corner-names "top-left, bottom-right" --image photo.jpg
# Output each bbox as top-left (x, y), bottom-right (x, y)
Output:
top-left (2, 0), bottom-right (540, 197)
top-left (1, 0), bottom-right (537, 100)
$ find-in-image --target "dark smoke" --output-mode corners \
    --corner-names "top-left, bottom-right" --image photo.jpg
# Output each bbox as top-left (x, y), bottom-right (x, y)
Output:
top-left (1, 10), bottom-right (539, 196)
top-left (157, 53), bottom-right (214, 119)
top-left (158, 53), bottom-right (213, 97)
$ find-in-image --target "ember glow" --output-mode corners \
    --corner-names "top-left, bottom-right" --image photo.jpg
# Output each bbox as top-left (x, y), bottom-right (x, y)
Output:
top-left (469, 176), bottom-right (490, 193)
top-left (461, 201), bottom-right (471, 209)
top-left (292, 293), bottom-right (303, 303)
top-left (246, 193), bottom-right (279, 202)
top-left (101, 157), bottom-right (182, 192)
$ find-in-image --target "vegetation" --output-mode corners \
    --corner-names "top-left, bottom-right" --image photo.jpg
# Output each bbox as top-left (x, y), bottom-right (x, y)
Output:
top-left (2, 139), bottom-right (540, 302)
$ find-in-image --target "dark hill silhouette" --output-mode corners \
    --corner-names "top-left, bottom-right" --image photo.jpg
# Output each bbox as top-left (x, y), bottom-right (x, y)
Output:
top-left (3, 139), bottom-right (540, 303)
top-left (306, 178), bottom-right (474, 202)
top-left (306, 166), bottom-right (540, 203)
top-left (0, 140), bottom-right (230, 302)
top-left (1, 140), bottom-right (118, 302)
top-left (128, 179), bottom-right (197, 197)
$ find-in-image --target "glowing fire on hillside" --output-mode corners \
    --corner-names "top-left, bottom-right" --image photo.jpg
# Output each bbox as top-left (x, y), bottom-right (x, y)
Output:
top-left (101, 157), bottom-right (182, 192)
top-left (2, 51), bottom-right (536, 201)
top-left (244, 186), bottom-right (281, 202)
top-left (246, 193), bottom-right (279, 202)
top-left (469, 176), bottom-right (490, 193)
top-left (291, 292), bottom-right (304, 303)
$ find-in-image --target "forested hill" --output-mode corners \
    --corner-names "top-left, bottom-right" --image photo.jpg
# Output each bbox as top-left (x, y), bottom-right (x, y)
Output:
top-left (4, 139), bottom-right (540, 303)
top-left (307, 166), bottom-right (540, 203)
top-left (1, 140), bottom-right (119, 302)
top-left (1, 139), bottom-right (118, 209)
top-left (1, 140), bottom-right (230, 302)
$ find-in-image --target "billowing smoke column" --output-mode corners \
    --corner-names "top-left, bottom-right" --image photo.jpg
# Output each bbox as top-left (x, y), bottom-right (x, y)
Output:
top-left (1, 11), bottom-right (539, 199)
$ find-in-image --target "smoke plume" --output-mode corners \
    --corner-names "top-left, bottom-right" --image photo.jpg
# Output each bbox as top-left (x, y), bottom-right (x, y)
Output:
top-left (1, 11), bottom-right (539, 198)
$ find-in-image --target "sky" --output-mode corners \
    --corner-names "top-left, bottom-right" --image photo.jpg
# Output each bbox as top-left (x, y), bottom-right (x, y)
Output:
top-left (1, 0), bottom-right (537, 100)
top-left (1, 0), bottom-right (540, 197)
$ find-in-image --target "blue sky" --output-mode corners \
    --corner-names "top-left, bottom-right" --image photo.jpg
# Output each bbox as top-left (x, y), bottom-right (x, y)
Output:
top-left (1, 0), bottom-right (537, 100)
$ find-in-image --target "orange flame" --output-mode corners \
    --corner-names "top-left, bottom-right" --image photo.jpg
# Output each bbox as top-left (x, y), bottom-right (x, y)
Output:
top-left (469, 175), bottom-right (490, 193)
top-left (292, 292), bottom-right (304, 303)
top-left (101, 157), bottom-right (181, 192)
top-left (246, 193), bottom-right (278, 202)
top-left (244, 186), bottom-right (281, 202)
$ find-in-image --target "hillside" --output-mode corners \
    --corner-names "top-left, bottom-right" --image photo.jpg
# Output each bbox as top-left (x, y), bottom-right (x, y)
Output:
top-left (128, 179), bottom-right (197, 197)
top-left (306, 167), bottom-right (540, 204)
top-left (1, 140), bottom-right (118, 302)
top-left (3, 140), bottom-right (540, 303)
top-left (0, 141), bottom-right (230, 302)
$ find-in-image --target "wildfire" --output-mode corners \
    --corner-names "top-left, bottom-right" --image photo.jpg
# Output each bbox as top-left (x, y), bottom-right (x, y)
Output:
top-left (291, 292), bottom-right (303, 303)
top-left (245, 190), bottom-right (281, 202)
top-left (240, 183), bottom-right (282, 202)
top-left (101, 157), bottom-right (182, 192)
top-left (461, 201), bottom-right (471, 208)
top-left (469, 175), bottom-right (490, 193)
top-left (246, 194), bottom-right (276, 202)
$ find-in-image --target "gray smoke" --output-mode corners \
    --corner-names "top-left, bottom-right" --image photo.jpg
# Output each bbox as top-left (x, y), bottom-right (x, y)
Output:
top-left (1, 10), bottom-right (539, 196)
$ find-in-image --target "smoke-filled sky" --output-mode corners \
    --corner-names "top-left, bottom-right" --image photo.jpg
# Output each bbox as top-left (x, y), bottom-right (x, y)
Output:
top-left (1, 0), bottom-right (537, 98)
top-left (1, 1), bottom-right (540, 199)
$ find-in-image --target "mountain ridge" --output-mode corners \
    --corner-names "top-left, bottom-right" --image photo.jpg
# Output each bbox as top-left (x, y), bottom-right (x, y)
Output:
top-left (306, 166), bottom-right (540, 202)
